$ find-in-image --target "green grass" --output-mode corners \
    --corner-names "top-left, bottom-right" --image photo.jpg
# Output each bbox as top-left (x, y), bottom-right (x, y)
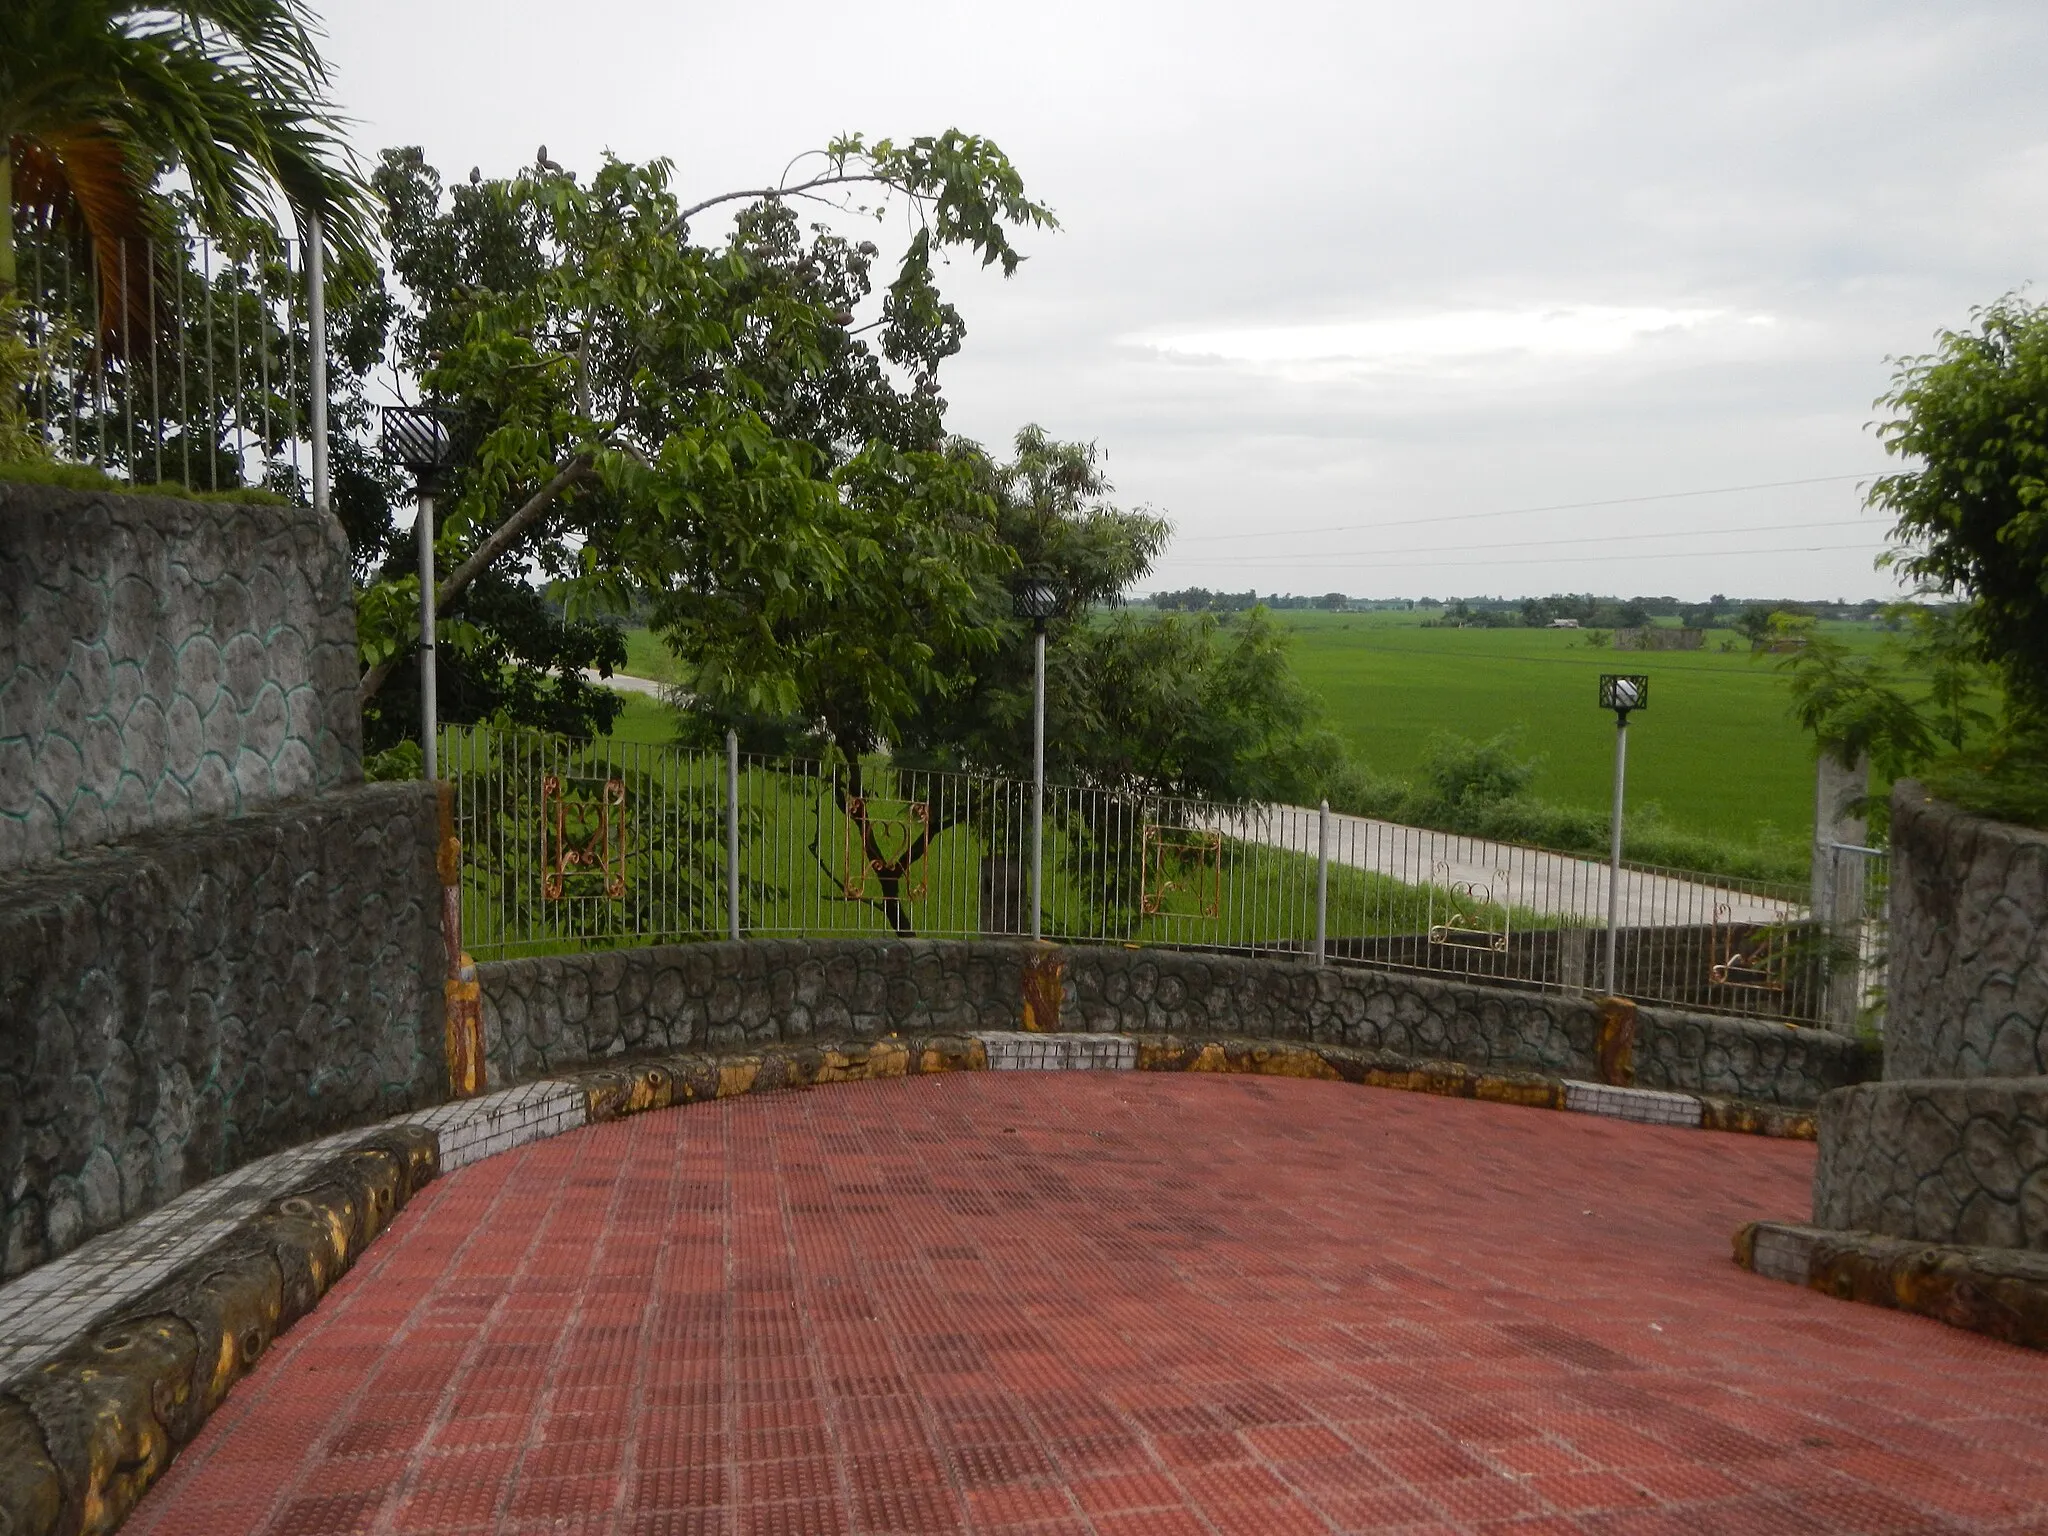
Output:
top-left (620, 628), bottom-right (686, 684)
top-left (1271, 610), bottom-right (1891, 845)
top-left (604, 691), bottom-right (681, 746)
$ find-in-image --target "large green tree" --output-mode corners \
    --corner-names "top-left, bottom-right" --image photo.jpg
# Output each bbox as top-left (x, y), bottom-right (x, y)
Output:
top-left (1873, 294), bottom-right (2048, 720)
top-left (350, 137), bottom-right (1055, 749)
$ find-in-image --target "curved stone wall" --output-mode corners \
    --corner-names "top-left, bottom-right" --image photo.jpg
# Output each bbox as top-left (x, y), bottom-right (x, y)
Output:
top-left (0, 484), bottom-right (363, 870)
top-left (1815, 1079), bottom-right (2048, 1251)
top-left (478, 940), bottom-right (1872, 1107)
top-left (0, 783), bottom-right (444, 1280)
top-left (1886, 781), bottom-right (2048, 1080)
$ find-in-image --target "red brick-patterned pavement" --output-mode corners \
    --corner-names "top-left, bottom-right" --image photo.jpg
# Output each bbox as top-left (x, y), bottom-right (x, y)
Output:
top-left (127, 1073), bottom-right (2048, 1535)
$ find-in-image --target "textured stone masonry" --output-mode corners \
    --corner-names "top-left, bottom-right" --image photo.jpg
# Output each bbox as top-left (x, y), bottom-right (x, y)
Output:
top-left (0, 485), bottom-right (363, 870)
top-left (0, 783), bottom-right (444, 1281)
top-left (1885, 780), bottom-right (2048, 1080)
top-left (1814, 1077), bottom-right (2048, 1251)
top-left (479, 939), bottom-right (1873, 1107)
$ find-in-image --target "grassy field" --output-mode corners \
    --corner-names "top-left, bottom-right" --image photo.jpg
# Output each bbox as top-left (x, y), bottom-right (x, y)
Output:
top-left (601, 611), bottom-right (1886, 848)
top-left (1272, 610), bottom-right (1885, 844)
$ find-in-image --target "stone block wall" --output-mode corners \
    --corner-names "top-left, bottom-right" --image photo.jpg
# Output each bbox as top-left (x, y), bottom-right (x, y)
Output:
top-left (1810, 785), bottom-right (2048, 1251)
top-left (1885, 780), bottom-right (2048, 1079)
top-left (1815, 1078), bottom-right (2048, 1251)
top-left (0, 782), bottom-right (444, 1279)
top-left (0, 484), bottom-right (363, 870)
top-left (479, 940), bottom-right (1871, 1107)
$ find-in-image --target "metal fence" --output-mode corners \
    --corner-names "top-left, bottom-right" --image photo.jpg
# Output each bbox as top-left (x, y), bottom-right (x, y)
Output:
top-left (441, 723), bottom-right (1888, 1029)
top-left (8, 217), bottom-right (322, 496)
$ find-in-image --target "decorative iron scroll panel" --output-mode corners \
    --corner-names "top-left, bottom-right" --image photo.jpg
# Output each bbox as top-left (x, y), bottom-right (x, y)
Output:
top-left (838, 796), bottom-right (932, 902)
top-left (541, 774), bottom-right (627, 900)
top-left (1141, 823), bottom-right (1223, 918)
top-left (1426, 864), bottom-right (1512, 953)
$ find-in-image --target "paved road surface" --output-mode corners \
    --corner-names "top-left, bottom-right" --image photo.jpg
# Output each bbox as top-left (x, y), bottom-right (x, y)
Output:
top-left (1232, 804), bottom-right (1798, 926)
top-left (128, 1074), bottom-right (2048, 1536)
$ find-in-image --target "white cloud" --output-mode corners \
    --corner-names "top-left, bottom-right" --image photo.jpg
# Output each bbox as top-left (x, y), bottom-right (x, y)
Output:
top-left (1131, 306), bottom-right (1776, 384)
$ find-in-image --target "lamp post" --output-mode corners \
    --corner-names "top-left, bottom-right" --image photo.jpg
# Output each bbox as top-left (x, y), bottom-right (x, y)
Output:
top-left (381, 405), bottom-right (456, 780)
top-left (1597, 673), bottom-right (1649, 995)
top-left (1013, 579), bottom-right (1060, 940)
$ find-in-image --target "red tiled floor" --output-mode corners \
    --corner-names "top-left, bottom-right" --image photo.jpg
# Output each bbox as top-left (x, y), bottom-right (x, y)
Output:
top-left (125, 1072), bottom-right (2048, 1535)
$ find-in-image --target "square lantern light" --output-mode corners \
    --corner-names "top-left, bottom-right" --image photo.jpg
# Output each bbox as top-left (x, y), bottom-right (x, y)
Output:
top-left (380, 403), bottom-right (455, 488)
top-left (1012, 578), bottom-right (1061, 627)
top-left (1599, 673), bottom-right (1649, 718)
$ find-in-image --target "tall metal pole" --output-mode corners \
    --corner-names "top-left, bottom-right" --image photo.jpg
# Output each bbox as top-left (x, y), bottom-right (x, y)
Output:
top-left (1030, 626), bottom-right (1047, 942)
top-left (1604, 716), bottom-right (1629, 995)
top-left (726, 728), bottom-right (741, 941)
top-left (1315, 799), bottom-right (1330, 967)
top-left (307, 212), bottom-right (328, 516)
top-left (418, 493), bottom-right (437, 780)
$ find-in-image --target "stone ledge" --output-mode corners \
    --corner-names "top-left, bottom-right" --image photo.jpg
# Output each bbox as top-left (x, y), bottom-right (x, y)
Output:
top-left (0, 1129), bottom-right (435, 1536)
top-left (1734, 1219), bottom-right (2048, 1351)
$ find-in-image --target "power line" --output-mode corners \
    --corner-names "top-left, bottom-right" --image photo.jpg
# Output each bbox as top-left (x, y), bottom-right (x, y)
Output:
top-left (1166, 539), bottom-right (1883, 573)
top-left (1194, 516), bottom-right (1870, 564)
top-left (1174, 472), bottom-right (1882, 544)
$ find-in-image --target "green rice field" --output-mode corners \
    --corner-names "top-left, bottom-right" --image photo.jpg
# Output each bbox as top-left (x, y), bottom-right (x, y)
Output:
top-left (600, 612), bottom-right (1892, 847)
top-left (1270, 610), bottom-right (1888, 844)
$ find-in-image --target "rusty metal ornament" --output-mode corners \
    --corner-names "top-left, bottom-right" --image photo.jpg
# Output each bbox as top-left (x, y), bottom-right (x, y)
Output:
top-left (839, 795), bottom-right (932, 902)
top-left (1426, 864), bottom-right (1512, 953)
top-left (1140, 821), bottom-right (1222, 918)
top-left (542, 772), bottom-right (628, 901)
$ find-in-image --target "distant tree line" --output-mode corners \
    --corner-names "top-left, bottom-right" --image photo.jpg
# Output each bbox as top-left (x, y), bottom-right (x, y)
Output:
top-left (1147, 588), bottom-right (1416, 612)
top-left (1420, 594), bottom-right (1889, 630)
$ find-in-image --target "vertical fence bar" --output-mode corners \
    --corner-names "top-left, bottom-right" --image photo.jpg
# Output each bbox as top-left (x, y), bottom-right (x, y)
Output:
top-left (1315, 799), bottom-right (1330, 967)
top-left (308, 212), bottom-right (328, 515)
top-left (726, 729), bottom-right (741, 940)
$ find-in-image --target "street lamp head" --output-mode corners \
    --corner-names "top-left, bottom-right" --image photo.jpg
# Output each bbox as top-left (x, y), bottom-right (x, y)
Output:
top-left (1012, 578), bottom-right (1061, 628)
top-left (1599, 673), bottom-right (1649, 718)
top-left (380, 404), bottom-right (455, 489)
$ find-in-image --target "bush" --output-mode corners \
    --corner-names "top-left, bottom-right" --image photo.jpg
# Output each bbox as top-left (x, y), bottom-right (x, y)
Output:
top-left (1324, 733), bottom-right (1806, 883)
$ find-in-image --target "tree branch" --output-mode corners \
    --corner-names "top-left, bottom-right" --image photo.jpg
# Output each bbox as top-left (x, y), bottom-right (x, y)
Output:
top-left (677, 171), bottom-right (895, 225)
top-left (357, 453), bottom-right (597, 708)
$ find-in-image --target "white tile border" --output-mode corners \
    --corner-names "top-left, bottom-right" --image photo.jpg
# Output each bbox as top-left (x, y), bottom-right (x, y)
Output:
top-left (0, 1080), bottom-right (587, 1383)
top-left (1562, 1079), bottom-right (1705, 1128)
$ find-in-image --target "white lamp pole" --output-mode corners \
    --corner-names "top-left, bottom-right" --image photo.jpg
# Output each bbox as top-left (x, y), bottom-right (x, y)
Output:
top-left (1014, 580), bottom-right (1059, 940)
top-left (381, 405), bottom-right (454, 780)
top-left (1030, 624), bottom-right (1046, 940)
top-left (417, 491), bottom-right (437, 780)
top-left (1598, 674), bottom-right (1649, 996)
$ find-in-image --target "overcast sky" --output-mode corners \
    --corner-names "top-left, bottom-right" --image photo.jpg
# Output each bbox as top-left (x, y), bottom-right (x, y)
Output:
top-left (320, 0), bottom-right (2048, 601)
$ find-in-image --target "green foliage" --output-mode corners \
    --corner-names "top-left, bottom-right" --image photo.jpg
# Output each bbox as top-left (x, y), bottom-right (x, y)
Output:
top-left (1, 0), bottom-right (375, 285)
top-left (1873, 294), bottom-right (2048, 719)
top-left (355, 138), bottom-right (1053, 751)
top-left (1049, 609), bottom-right (1345, 805)
top-left (0, 299), bottom-right (41, 460)
top-left (362, 741), bottom-right (422, 782)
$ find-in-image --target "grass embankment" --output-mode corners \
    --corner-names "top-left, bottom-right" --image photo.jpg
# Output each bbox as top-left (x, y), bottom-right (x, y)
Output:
top-left (1271, 610), bottom-right (1896, 881)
